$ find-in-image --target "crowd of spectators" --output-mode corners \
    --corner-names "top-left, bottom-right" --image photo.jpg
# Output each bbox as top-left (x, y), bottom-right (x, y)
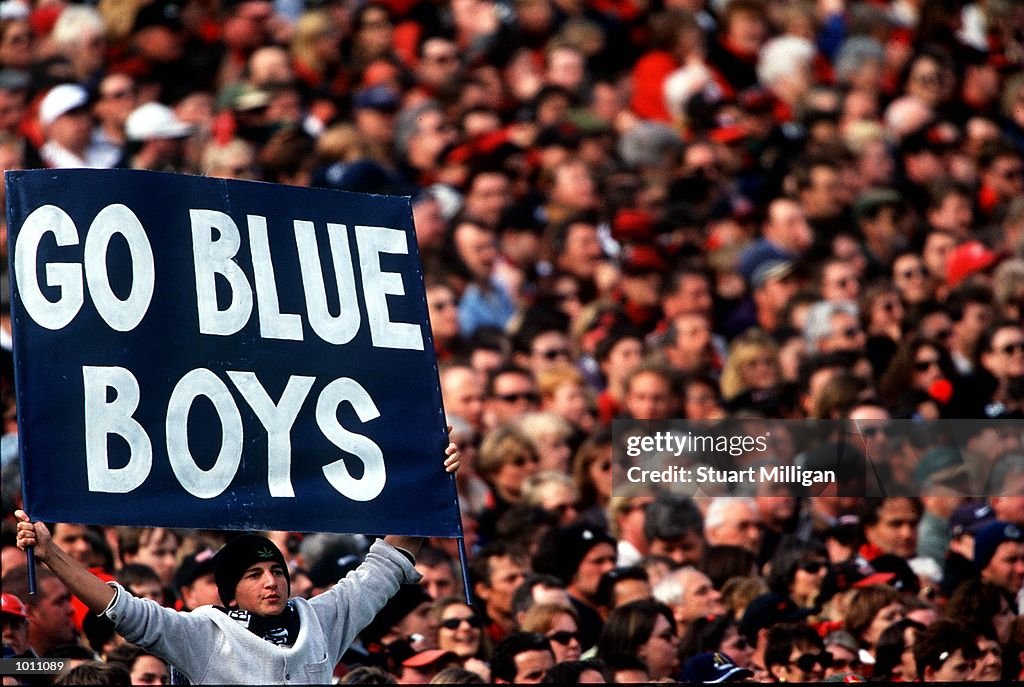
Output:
top-left (2, 0), bottom-right (1024, 681)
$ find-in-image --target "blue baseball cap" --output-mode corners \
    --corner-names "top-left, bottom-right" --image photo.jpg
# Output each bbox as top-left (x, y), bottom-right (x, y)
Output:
top-left (681, 652), bottom-right (754, 684)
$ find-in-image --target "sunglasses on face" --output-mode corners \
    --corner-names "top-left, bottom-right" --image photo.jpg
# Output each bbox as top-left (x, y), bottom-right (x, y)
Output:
top-left (440, 616), bottom-right (483, 630)
top-left (790, 651), bottom-right (832, 672)
top-left (547, 630), bottom-right (580, 645)
top-left (535, 348), bottom-right (571, 361)
top-left (798, 560), bottom-right (826, 574)
top-left (914, 358), bottom-right (941, 372)
top-left (495, 392), bottom-right (539, 404)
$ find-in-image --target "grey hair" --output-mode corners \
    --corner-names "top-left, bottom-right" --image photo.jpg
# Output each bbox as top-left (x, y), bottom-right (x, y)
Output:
top-left (834, 37), bottom-right (884, 85)
top-left (756, 36), bottom-right (815, 88)
top-left (652, 565), bottom-right (700, 606)
top-left (803, 300), bottom-right (859, 349)
top-left (394, 100), bottom-right (444, 159)
top-left (704, 496), bottom-right (757, 531)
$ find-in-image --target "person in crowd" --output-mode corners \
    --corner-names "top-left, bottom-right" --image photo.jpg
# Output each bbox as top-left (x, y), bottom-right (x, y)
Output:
top-left (11, 444), bottom-right (458, 683)
top-left (596, 599), bottom-right (679, 681)
top-left (430, 596), bottom-right (490, 680)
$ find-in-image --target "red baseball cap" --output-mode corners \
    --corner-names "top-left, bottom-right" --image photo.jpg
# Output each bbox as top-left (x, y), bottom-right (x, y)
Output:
top-left (401, 649), bottom-right (459, 669)
top-left (946, 240), bottom-right (999, 287)
top-left (1, 593), bottom-right (28, 619)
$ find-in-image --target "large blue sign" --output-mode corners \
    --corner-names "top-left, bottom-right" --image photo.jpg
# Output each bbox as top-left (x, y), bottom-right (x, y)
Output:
top-left (6, 169), bottom-right (459, 537)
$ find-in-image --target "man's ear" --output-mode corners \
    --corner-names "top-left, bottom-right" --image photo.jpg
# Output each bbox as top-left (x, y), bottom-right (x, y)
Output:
top-left (474, 580), bottom-right (490, 604)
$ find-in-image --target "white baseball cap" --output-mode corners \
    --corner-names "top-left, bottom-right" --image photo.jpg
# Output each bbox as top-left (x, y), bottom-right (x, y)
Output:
top-left (125, 102), bottom-right (194, 141)
top-left (39, 83), bottom-right (90, 127)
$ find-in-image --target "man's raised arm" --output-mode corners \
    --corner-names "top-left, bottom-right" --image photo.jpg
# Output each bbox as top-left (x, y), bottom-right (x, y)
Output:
top-left (14, 509), bottom-right (116, 614)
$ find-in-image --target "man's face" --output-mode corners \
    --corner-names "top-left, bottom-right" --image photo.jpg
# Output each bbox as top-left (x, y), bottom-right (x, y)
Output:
top-left (821, 262), bottom-right (860, 303)
top-left (488, 372), bottom-right (539, 426)
top-left (678, 569), bottom-right (724, 621)
top-left (707, 503), bottom-right (763, 553)
top-left (984, 154), bottom-right (1024, 199)
top-left (132, 530), bottom-right (179, 585)
top-left (673, 276), bottom-right (713, 317)
top-left (649, 531), bottom-right (704, 567)
top-left (181, 573), bottom-right (222, 609)
top-left (1, 613), bottom-right (28, 655)
top-left (572, 543), bottom-right (616, 598)
top-left (95, 75), bottom-right (137, 125)
top-left (928, 648), bottom-right (974, 682)
top-left (48, 109), bottom-right (93, 151)
top-left (981, 541), bottom-right (1024, 593)
top-left (527, 331), bottom-right (572, 373)
top-left (417, 38), bottom-right (461, 88)
top-left (804, 165), bottom-right (842, 219)
top-left (465, 172), bottom-right (511, 227)
top-left (28, 578), bottom-right (76, 649)
top-left (956, 302), bottom-right (994, 346)
top-left (624, 372), bottom-right (674, 420)
top-left (864, 498), bottom-right (920, 558)
top-left (823, 312), bottom-right (865, 352)
top-left (673, 314), bottom-right (712, 359)
top-left (0, 88), bottom-right (27, 133)
top-left (513, 649), bottom-right (555, 683)
top-left (442, 368), bottom-right (485, 431)
top-left (483, 555), bottom-right (525, 615)
top-left (454, 223), bottom-right (498, 282)
top-left (52, 524), bottom-right (94, 566)
top-left (232, 561), bottom-right (289, 617)
top-left (417, 562), bottom-right (456, 600)
top-left (559, 222), bottom-right (603, 279)
top-left (928, 194), bottom-right (973, 237)
top-left (766, 199), bottom-right (812, 254)
top-left (130, 655), bottom-right (170, 686)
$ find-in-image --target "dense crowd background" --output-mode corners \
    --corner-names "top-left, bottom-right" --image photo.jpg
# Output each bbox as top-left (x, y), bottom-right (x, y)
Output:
top-left (2, 0), bottom-right (1024, 682)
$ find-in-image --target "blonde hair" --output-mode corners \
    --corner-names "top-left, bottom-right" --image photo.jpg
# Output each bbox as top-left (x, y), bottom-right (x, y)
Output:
top-left (516, 411), bottom-right (572, 446)
top-left (477, 426), bottom-right (537, 480)
top-left (202, 139), bottom-right (255, 176)
top-left (291, 10), bottom-right (335, 77)
top-left (315, 123), bottom-right (371, 163)
top-left (522, 470), bottom-right (578, 506)
top-left (536, 364), bottom-right (586, 400)
top-left (521, 602), bottom-right (579, 634)
top-left (719, 329), bottom-right (779, 400)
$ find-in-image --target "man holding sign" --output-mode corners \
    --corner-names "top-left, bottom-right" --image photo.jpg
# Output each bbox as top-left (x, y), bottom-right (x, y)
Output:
top-left (13, 442), bottom-right (457, 684)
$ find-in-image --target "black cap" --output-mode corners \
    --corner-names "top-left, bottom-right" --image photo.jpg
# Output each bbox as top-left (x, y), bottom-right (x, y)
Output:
top-left (213, 535), bottom-right (290, 606)
top-left (360, 584), bottom-right (433, 644)
top-left (132, 0), bottom-right (184, 32)
top-left (740, 592), bottom-right (813, 640)
top-left (175, 548), bottom-right (218, 592)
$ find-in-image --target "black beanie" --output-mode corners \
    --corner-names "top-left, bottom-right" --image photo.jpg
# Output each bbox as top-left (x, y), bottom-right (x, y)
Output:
top-left (532, 524), bottom-right (616, 585)
top-left (213, 534), bottom-right (291, 606)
